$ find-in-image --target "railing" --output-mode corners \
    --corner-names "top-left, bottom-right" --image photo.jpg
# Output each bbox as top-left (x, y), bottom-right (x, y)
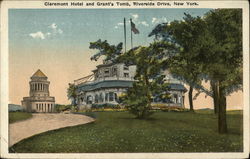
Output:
top-left (74, 74), bottom-right (94, 85)
top-left (75, 76), bottom-right (134, 86)
top-left (75, 75), bottom-right (182, 86)
top-left (165, 79), bottom-right (183, 85)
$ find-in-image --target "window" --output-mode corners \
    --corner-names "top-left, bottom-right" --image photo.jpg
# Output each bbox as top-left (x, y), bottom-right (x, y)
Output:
top-left (123, 65), bottom-right (129, 70)
top-left (95, 94), bottom-right (99, 103)
top-left (109, 92), bottom-right (114, 101)
top-left (87, 96), bottom-right (93, 104)
top-left (112, 67), bottom-right (117, 76)
top-left (114, 93), bottom-right (118, 102)
top-left (173, 94), bottom-right (178, 103)
top-left (124, 73), bottom-right (129, 77)
top-left (104, 68), bottom-right (110, 77)
top-left (105, 93), bottom-right (109, 101)
top-left (104, 68), bottom-right (110, 74)
top-left (99, 93), bottom-right (104, 103)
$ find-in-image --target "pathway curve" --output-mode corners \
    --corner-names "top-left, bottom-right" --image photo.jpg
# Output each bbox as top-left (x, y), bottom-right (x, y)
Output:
top-left (9, 113), bottom-right (95, 147)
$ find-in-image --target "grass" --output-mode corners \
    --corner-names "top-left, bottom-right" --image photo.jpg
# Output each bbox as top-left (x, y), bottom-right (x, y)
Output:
top-left (9, 112), bottom-right (32, 124)
top-left (10, 110), bottom-right (243, 153)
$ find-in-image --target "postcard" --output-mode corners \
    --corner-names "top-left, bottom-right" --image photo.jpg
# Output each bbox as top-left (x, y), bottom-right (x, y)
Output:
top-left (0, 0), bottom-right (249, 158)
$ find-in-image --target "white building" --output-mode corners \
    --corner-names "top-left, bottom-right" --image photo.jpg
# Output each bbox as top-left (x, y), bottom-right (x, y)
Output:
top-left (74, 60), bottom-right (186, 109)
top-left (21, 69), bottom-right (55, 113)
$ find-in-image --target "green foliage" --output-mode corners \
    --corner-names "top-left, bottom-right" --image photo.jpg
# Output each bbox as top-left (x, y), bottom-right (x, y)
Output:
top-left (151, 104), bottom-right (189, 112)
top-left (149, 13), bottom-right (207, 111)
top-left (9, 112), bottom-right (32, 123)
top-left (89, 39), bottom-right (123, 62)
top-left (10, 111), bottom-right (243, 153)
top-left (54, 104), bottom-right (75, 113)
top-left (201, 9), bottom-right (243, 94)
top-left (91, 103), bottom-right (121, 109)
top-left (67, 83), bottom-right (78, 106)
top-left (88, 40), bottom-right (172, 119)
top-left (149, 9), bottom-right (242, 133)
top-left (118, 44), bottom-right (172, 119)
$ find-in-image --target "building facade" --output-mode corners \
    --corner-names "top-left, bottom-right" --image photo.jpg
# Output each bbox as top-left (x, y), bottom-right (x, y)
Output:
top-left (74, 60), bottom-right (186, 109)
top-left (21, 69), bottom-right (55, 113)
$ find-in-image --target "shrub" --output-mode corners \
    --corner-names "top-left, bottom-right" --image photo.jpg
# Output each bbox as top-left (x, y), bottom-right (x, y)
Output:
top-left (91, 103), bottom-right (121, 110)
top-left (159, 106), bottom-right (188, 112)
top-left (54, 104), bottom-right (75, 113)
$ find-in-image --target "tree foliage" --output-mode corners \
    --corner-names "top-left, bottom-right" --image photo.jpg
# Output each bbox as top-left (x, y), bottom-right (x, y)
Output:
top-left (149, 13), bottom-right (207, 111)
top-left (119, 42), bottom-right (174, 119)
top-left (89, 39), bottom-right (123, 62)
top-left (149, 9), bottom-right (242, 133)
top-left (67, 83), bottom-right (78, 106)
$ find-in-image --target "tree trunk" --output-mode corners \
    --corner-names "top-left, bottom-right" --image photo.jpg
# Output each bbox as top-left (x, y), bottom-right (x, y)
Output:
top-left (211, 81), bottom-right (219, 114)
top-left (218, 82), bottom-right (228, 134)
top-left (188, 86), bottom-right (194, 112)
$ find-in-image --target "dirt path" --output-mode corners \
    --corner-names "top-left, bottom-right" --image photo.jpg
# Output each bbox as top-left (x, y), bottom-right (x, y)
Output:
top-left (9, 113), bottom-right (95, 147)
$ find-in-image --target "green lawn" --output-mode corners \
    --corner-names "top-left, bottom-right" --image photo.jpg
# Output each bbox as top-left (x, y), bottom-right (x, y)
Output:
top-left (10, 111), bottom-right (243, 153)
top-left (9, 112), bottom-right (32, 124)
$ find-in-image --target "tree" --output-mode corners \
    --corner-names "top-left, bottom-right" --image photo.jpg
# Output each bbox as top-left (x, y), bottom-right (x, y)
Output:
top-left (118, 42), bottom-right (173, 119)
top-left (67, 83), bottom-right (78, 107)
top-left (149, 13), bottom-right (206, 112)
top-left (149, 9), bottom-right (242, 133)
top-left (89, 39), bottom-right (123, 62)
top-left (200, 9), bottom-right (243, 133)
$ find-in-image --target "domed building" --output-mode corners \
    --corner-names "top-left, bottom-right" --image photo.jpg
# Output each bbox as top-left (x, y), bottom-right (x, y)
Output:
top-left (21, 69), bottom-right (55, 113)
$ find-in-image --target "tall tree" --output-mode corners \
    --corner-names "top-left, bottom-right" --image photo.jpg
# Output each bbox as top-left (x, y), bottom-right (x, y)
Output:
top-left (149, 9), bottom-right (242, 133)
top-left (67, 83), bottom-right (78, 106)
top-left (200, 9), bottom-right (243, 133)
top-left (149, 13), bottom-right (206, 112)
top-left (118, 42), bottom-right (173, 119)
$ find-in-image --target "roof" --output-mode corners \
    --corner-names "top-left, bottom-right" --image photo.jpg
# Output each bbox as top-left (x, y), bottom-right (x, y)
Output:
top-left (168, 83), bottom-right (187, 92)
top-left (78, 80), bottom-right (133, 92)
top-left (32, 69), bottom-right (47, 78)
top-left (78, 80), bottom-right (186, 92)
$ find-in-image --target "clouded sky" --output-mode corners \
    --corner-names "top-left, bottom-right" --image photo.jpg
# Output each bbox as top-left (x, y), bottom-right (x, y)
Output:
top-left (8, 8), bottom-right (243, 109)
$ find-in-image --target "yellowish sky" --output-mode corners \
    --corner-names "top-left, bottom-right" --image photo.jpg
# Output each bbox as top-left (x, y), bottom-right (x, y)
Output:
top-left (9, 46), bottom-right (243, 110)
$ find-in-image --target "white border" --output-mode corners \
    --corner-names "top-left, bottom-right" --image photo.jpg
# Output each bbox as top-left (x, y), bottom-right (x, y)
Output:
top-left (1, 1), bottom-right (249, 158)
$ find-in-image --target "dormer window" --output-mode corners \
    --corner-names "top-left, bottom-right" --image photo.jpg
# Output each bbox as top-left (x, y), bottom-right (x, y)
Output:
top-left (104, 68), bottom-right (110, 77)
top-left (112, 67), bottom-right (117, 76)
top-left (124, 73), bottom-right (129, 77)
top-left (123, 65), bottom-right (129, 70)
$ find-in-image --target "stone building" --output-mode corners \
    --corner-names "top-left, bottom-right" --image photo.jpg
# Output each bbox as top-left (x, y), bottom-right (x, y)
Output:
top-left (74, 60), bottom-right (186, 109)
top-left (21, 69), bottom-right (55, 113)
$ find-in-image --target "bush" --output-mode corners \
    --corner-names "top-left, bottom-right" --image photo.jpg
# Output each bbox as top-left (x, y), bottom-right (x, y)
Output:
top-left (54, 104), bottom-right (75, 113)
top-left (152, 105), bottom-right (189, 112)
top-left (91, 103), bottom-right (121, 109)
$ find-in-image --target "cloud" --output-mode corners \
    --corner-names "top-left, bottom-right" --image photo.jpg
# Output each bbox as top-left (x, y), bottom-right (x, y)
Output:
top-left (29, 31), bottom-right (45, 40)
top-left (152, 17), bottom-right (157, 24)
top-left (49, 23), bottom-right (63, 34)
top-left (117, 22), bottom-right (124, 26)
top-left (151, 17), bottom-right (168, 25)
top-left (130, 13), bottom-right (139, 20)
top-left (114, 26), bottom-right (119, 29)
top-left (140, 21), bottom-right (149, 27)
top-left (29, 23), bottom-right (63, 40)
top-left (49, 23), bottom-right (57, 29)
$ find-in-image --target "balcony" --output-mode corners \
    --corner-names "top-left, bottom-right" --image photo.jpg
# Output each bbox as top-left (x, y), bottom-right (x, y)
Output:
top-left (75, 76), bottom-right (134, 86)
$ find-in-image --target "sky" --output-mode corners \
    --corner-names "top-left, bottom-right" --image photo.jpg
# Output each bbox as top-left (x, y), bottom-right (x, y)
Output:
top-left (8, 8), bottom-right (243, 109)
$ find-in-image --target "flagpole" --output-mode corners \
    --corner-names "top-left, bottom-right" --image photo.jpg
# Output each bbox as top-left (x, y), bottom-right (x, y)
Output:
top-left (130, 18), bottom-right (133, 49)
top-left (124, 18), bottom-right (126, 53)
